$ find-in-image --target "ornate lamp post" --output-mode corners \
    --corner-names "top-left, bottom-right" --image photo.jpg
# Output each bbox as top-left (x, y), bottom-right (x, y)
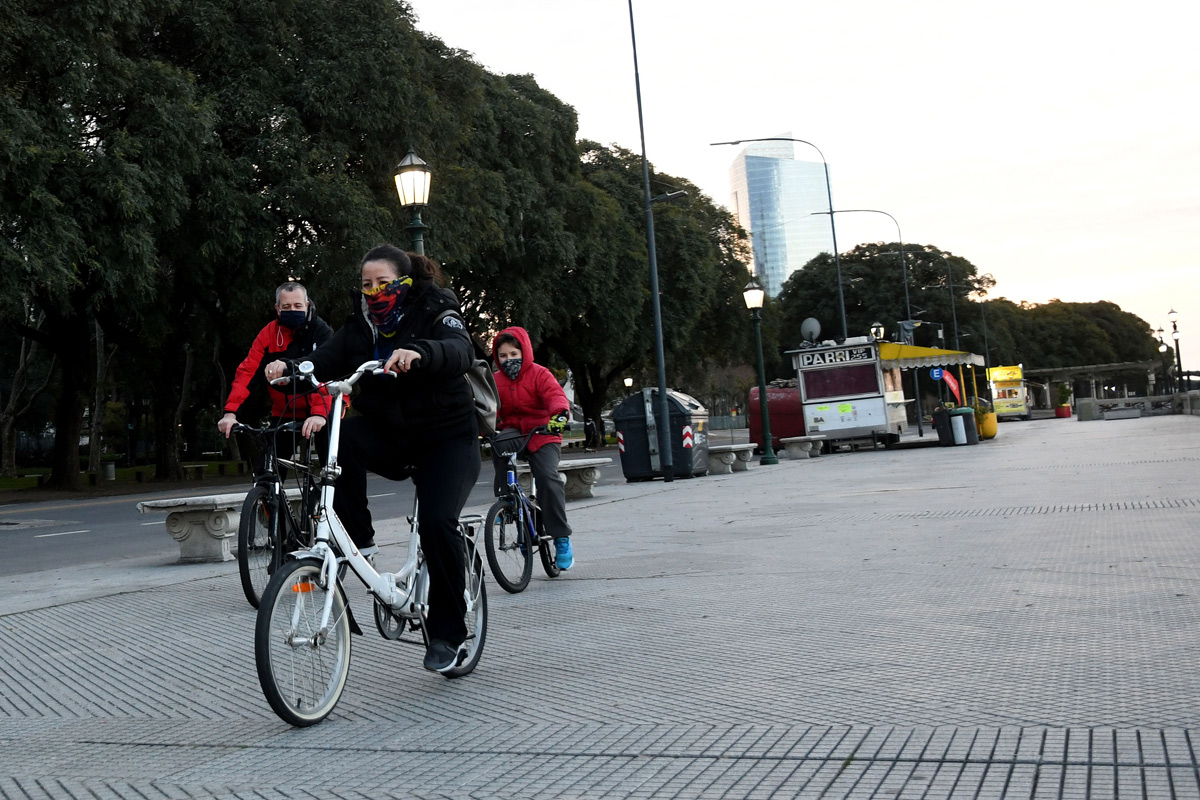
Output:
top-left (743, 278), bottom-right (779, 465)
top-left (1169, 309), bottom-right (1184, 392)
top-left (394, 148), bottom-right (431, 255)
top-left (1157, 329), bottom-right (1171, 393)
top-left (870, 321), bottom-right (885, 341)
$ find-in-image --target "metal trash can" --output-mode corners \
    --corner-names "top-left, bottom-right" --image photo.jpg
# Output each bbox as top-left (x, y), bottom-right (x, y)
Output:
top-left (102, 462), bottom-right (117, 481)
top-left (949, 407), bottom-right (980, 445)
top-left (612, 388), bottom-right (710, 481)
top-left (932, 407), bottom-right (955, 447)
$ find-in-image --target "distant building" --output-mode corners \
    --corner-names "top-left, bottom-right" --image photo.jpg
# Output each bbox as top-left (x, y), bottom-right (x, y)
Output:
top-left (728, 136), bottom-right (833, 297)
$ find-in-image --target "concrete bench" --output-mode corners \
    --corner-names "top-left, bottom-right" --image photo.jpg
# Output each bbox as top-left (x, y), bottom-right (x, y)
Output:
top-left (516, 457), bottom-right (612, 500)
top-left (707, 443), bottom-right (756, 474)
top-left (137, 488), bottom-right (303, 563)
top-left (182, 464), bottom-right (207, 480)
top-left (137, 492), bottom-right (247, 563)
top-left (1103, 407), bottom-right (1141, 420)
top-left (780, 435), bottom-right (826, 459)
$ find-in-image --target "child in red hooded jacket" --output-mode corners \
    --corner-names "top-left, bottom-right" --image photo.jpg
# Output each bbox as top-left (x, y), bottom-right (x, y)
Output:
top-left (491, 326), bottom-right (574, 569)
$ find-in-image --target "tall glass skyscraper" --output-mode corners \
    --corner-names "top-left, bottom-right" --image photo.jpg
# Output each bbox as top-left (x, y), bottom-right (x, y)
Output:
top-left (728, 136), bottom-right (833, 297)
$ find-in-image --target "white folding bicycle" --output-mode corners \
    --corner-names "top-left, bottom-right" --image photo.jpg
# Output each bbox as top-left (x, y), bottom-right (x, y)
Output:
top-left (254, 359), bottom-right (487, 727)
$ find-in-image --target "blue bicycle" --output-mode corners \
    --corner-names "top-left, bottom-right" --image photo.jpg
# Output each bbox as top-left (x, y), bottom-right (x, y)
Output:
top-left (484, 428), bottom-right (560, 593)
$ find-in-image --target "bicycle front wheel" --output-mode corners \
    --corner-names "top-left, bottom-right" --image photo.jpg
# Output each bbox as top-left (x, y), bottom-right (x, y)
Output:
top-left (484, 498), bottom-right (532, 593)
top-left (443, 533), bottom-right (487, 679)
top-left (255, 557), bottom-right (351, 727)
top-left (238, 485), bottom-right (276, 608)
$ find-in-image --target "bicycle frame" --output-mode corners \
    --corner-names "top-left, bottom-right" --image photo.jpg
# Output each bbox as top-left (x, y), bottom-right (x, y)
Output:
top-left (291, 360), bottom-right (430, 627)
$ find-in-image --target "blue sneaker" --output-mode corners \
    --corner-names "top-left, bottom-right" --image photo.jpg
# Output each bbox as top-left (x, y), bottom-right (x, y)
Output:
top-left (555, 537), bottom-right (573, 570)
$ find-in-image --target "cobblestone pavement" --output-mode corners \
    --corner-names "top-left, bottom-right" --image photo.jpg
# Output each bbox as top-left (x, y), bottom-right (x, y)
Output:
top-left (3, 415), bottom-right (1200, 798)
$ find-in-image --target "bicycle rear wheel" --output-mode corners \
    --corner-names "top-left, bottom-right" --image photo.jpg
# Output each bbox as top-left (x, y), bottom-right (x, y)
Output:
top-left (238, 485), bottom-right (276, 608)
top-left (255, 557), bottom-right (351, 727)
top-left (484, 498), bottom-right (532, 593)
top-left (443, 529), bottom-right (487, 679)
top-left (539, 534), bottom-right (561, 578)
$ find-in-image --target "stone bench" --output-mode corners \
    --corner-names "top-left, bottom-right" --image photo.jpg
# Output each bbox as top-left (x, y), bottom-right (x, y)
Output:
top-left (137, 488), bottom-right (303, 563)
top-left (707, 443), bottom-right (757, 474)
top-left (137, 492), bottom-right (247, 563)
top-left (780, 435), bottom-right (826, 459)
top-left (1103, 407), bottom-right (1141, 420)
top-left (182, 464), bottom-right (207, 480)
top-left (516, 457), bottom-right (612, 500)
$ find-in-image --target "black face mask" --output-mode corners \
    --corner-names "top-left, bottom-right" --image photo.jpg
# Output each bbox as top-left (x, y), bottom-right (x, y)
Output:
top-left (278, 310), bottom-right (307, 329)
top-left (500, 358), bottom-right (522, 380)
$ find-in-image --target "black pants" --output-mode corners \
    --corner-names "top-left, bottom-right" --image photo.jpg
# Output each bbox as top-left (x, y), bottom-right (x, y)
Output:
top-left (334, 416), bottom-right (481, 645)
top-left (492, 441), bottom-right (571, 541)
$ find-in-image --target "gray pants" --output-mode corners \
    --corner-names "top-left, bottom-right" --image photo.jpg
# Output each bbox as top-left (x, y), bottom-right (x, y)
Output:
top-left (493, 442), bottom-right (571, 541)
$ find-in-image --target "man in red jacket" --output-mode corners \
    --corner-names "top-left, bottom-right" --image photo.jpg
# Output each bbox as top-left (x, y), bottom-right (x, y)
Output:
top-left (217, 282), bottom-right (333, 463)
top-left (491, 326), bottom-right (574, 569)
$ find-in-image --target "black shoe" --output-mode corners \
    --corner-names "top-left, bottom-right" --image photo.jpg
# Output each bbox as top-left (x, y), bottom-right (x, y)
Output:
top-left (423, 639), bottom-right (459, 673)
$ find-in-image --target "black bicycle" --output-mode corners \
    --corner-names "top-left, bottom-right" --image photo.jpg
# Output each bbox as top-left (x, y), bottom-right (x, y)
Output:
top-left (484, 428), bottom-right (560, 593)
top-left (233, 421), bottom-right (320, 608)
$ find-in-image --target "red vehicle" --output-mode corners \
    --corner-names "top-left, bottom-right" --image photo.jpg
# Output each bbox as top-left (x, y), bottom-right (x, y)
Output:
top-left (748, 385), bottom-right (806, 453)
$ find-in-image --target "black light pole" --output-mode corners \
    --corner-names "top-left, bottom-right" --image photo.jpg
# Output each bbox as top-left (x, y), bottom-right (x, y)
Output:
top-left (627, 0), bottom-right (673, 481)
top-left (743, 279), bottom-right (778, 465)
top-left (711, 137), bottom-right (847, 340)
top-left (394, 148), bottom-right (432, 255)
top-left (1169, 309), bottom-right (1184, 393)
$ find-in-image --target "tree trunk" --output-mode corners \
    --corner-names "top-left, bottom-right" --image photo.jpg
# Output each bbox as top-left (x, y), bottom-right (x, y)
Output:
top-left (213, 338), bottom-right (239, 462)
top-left (86, 320), bottom-right (108, 475)
top-left (154, 347), bottom-right (193, 481)
top-left (44, 311), bottom-right (91, 490)
top-left (0, 306), bottom-right (54, 477)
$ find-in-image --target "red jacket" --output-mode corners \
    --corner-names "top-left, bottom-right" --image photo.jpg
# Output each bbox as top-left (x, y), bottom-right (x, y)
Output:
top-left (224, 318), bottom-right (332, 420)
top-left (492, 326), bottom-right (569, 453)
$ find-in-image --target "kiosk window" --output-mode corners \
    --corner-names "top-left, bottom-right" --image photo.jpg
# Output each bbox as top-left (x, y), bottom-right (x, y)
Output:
top-left (803, 364), bottom-right (880, 400)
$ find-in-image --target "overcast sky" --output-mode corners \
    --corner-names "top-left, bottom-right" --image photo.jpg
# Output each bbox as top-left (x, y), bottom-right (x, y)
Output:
top-left (410, 1), bottom-right (1199, 369)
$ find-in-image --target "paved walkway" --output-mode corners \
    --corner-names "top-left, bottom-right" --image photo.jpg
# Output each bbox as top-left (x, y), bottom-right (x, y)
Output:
top-left (3, 415), bottom-right (1200, 799)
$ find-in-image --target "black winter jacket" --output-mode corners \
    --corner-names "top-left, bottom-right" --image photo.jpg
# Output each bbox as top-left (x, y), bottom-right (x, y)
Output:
top-left (305, 280), bottom-right (475, 441)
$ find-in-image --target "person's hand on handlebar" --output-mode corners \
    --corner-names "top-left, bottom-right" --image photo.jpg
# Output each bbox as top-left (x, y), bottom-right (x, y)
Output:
top-left (546, 413), bottom-right (569, 434)
top-left (264, 359), bottom-right (289, 383)
top-left (301, 415), bottom-right (326, 438)
top-left (383, 347), bottom-right (422, 375)
top-left (217, 412), bottom-right (238, 438)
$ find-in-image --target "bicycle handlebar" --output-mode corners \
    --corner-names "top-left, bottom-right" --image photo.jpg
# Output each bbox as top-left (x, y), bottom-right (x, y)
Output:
top-left (231, 420), bottom-right (305, 437)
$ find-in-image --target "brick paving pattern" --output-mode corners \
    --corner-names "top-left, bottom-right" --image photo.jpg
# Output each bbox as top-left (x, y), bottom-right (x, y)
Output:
top-left (2, 415), bottom-right (1199, 798)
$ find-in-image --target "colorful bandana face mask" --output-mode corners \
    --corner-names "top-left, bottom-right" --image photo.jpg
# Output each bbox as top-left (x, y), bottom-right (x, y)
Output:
top-left (500, 358), bottom-right (522, 381)
top-left (363, 276), bottom-right (412, 335)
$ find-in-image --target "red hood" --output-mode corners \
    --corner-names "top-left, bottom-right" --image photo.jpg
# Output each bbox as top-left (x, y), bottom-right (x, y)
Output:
top-left (491, 325), bottom-right (535, 377)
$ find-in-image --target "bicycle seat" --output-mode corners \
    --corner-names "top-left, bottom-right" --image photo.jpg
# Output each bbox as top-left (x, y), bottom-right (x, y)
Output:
top-left (491, 429), bottom-right (525, 458)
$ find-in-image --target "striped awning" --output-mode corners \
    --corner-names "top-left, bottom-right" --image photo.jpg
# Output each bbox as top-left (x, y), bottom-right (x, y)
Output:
top-left (877, 343), bottom-right (985, 369)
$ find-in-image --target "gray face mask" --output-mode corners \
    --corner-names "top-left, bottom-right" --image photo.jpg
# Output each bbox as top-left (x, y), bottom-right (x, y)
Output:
top-left (500, 358), bottom-right (522, 380)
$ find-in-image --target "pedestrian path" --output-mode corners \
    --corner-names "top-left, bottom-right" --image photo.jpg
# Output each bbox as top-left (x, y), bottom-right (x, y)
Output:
top-left (3, 415), bottom-right (1200, 798)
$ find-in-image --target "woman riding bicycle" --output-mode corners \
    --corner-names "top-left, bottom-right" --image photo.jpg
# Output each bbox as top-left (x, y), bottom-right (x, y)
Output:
top-left (266, 244), bottom-right (479, 674)
top-left (490, 326), bottom-right (574, 570)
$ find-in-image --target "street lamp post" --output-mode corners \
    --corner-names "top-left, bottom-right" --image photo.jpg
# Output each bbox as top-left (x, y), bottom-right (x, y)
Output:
top-left (1169, 309), bottom-right (1184, 393)
top-left (711, 137), bottom-right (847, 340)
top-left (627, 0), bottom-right (674, 481)
top-left (743, 279), bottom-right (778, 465)
top-left (1157, 329), bottom-right (1171, 393)
top-left (624, 376), bottom-right (634, 390)
top-left (394, 148), bottom-right (432, 255)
